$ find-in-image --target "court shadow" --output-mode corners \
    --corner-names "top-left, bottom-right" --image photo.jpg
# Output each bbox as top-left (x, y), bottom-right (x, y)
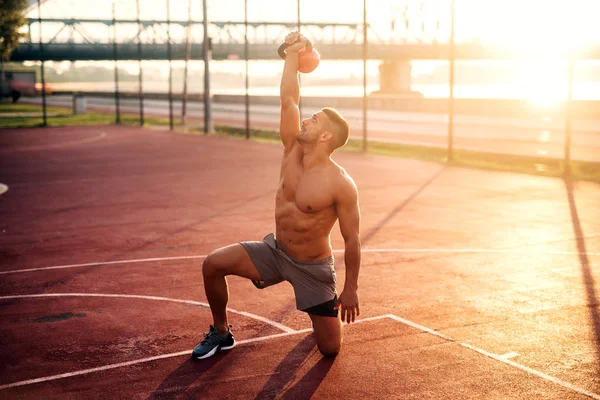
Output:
top-left (280, 356), bottom-right (335, 400)
top-left (361, 167), bottom-right (446, 246)
top-left (564, 179), bottom-right (600, 365)
top-left (253, 335), bottom-right (318, 400)
top-left (147, 352), bottom-right (229, 400)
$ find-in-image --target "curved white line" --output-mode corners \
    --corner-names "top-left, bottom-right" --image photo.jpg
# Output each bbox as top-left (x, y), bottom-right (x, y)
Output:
top-left (0, 316), bottom-right (388, 390)
top-left (0, 328), bottom-right (314, 391)
top-left (2, 247), bottom-right (599, 276)
top-left (1, 313), bottom-right (597, 400)
top-left (0, 183), bottom-right (8, 196)
top-left (4, 132), bottom-right (107, 153)
top-left (0, 293), bottom-right (295, 334)
top-left (0, 255), bottom-right (208, 275)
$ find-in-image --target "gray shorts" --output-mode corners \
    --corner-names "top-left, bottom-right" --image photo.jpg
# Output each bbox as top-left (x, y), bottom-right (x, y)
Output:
top-left (240, 233), bottom-right (338, 317)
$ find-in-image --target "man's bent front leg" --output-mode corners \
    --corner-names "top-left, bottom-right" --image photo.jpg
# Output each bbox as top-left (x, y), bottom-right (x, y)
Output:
top-left (202, 244), bottom-right (263, 336)
top-left (203, 259), bottom-right (230, 336)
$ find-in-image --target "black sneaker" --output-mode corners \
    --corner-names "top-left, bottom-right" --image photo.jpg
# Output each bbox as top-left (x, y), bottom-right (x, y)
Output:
top-left (191, 325), bottom-right (236, 359)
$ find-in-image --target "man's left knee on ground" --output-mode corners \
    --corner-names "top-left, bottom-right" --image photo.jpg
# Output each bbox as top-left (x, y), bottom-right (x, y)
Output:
top-left (315, 333), bottom-right (342, 357)
top-left (317, 341), bottom-right (341, 358)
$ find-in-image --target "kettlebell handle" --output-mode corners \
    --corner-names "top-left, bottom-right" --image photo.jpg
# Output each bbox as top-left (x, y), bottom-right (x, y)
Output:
top-left (277, 39), bottom-right (314, 60)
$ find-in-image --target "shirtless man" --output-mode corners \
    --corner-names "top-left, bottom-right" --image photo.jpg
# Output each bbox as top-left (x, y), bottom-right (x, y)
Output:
top-left (192, 32), bottom-right (361, 359)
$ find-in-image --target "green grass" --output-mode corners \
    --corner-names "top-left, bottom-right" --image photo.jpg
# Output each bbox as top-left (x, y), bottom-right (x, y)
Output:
top-left (212, 125), bottom-right (280, 141)
top-left (0, 103), bottom-right (168, 128)
top-left (0, 104), bottom-right (61, 114)
top-left (2, 103), bottom-right (599, 183)
top-left (211, 125), bottom-right (600, 184)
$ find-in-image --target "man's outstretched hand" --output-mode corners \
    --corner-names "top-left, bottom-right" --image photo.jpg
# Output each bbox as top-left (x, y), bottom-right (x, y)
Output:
top-left (284, 31), bottom-right (307, 53)
top-left (334, 288), bottom-right (360, 323)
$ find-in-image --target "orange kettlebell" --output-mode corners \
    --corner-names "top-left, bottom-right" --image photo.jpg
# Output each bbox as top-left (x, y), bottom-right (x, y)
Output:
top-left (277, 38), bottom-right (320, 74)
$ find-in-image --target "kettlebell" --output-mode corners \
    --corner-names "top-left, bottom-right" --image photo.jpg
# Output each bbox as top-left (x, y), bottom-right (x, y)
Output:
top-left (277, 38), bottom-right (320, 74)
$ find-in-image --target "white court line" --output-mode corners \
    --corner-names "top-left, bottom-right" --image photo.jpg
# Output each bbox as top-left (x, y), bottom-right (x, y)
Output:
top-left (4, 132), bottom-right (107, 153)
top-left (0, 293), bottom-right (295, 334)
top-left (352, 248), bottom-right (600, 256)
top-left (382, 315), bottom-right (599, 399)
top-left (0, 312), bottom-right (598, 399)
top-left (0, 255), bottom-right (208, 275)
top-left (0, 314), bottom-right (397, 390)
top-left (0, 316), bottom-right (385, 390)
top-left (2, 251), bottom-right (599, 396)
top-left (385, 316), bottom-right (599, 399)
top-left (3, 247), bottom-right (600, 276)
top-left (500, 351), bottom-right (520, 360)
top-left (461, 343), bottom-right (600, 400)
top-left (385, 314), bottom-right (454, 341)
top-left (498, 351), bottom-right (519, 360)
top-left (0, 328), bottom-right (313, 391)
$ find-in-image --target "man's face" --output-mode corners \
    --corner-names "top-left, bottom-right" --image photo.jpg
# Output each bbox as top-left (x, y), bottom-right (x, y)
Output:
top-left (297, 111), bottom-right (327, 144)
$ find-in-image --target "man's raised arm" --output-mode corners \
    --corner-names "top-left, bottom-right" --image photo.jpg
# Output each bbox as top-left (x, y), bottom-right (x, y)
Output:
top-left (279, 32), bottom-right (305, 152)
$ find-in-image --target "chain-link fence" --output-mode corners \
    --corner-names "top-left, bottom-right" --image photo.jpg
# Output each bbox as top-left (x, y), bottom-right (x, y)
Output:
top-left (2, 0), bottom-right (599, 174)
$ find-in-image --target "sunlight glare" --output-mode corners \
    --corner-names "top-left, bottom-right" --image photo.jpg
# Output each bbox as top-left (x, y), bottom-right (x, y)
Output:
top-left (516, 60), bottom-right (569, 107)
top-left (471, 0), bottom-right (598, 56)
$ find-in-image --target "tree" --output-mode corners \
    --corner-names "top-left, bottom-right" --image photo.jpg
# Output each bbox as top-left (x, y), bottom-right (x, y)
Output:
top-left (0, 0), bottom-right (28, 101)
top-left (0, 0), bottom-right (27, 60)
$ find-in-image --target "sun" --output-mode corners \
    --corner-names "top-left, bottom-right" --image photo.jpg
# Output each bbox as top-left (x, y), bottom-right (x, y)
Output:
top-left (515, 60), bottom-right (570, 107)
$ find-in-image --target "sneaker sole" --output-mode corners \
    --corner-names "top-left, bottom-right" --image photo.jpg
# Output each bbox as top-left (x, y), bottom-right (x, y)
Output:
top-left (221, 340), bottom-right (236, 351)
top-left (195, 340), bottom-right (236, 360)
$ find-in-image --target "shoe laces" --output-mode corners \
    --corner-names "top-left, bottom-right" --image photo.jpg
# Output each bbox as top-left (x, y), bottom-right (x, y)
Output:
top-left (201, 327), bottom-right (225, 346)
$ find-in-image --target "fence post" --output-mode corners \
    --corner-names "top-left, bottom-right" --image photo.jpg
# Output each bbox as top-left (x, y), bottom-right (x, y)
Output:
top-left (136, 0), bottom-right (144, 126)
top-left (362, 0), bottom-right (368, 152)
top-left (0, 60), bottom-right (4, 104)
top-left (166, 0), bottom-right (174, 130)
top-left (38, 0), bottom-right (47, 126)
top-left (202, 0), bottom-right (212, 133)
top-left (112, 3), bottom-right (121, 124)
top-left (244, 0), bottom-right (250, 139)
top-left (564, 57), bottom-right (575, 176)
top-left (447, 0), bottom-right (455, 161)
top-left (181, 0), bottom-right (193, 127)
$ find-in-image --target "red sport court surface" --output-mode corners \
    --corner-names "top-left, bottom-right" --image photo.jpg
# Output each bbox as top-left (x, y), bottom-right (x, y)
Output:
top-left (0, 125), bottom-right (599, 399)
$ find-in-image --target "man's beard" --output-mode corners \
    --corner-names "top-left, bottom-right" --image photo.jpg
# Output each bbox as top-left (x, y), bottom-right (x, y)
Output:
top-left (296, 131), bottom-right (307, 143)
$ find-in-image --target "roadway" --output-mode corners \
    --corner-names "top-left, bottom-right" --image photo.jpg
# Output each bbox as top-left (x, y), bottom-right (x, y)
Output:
top-left (22, 95), bottom-right (600, 162)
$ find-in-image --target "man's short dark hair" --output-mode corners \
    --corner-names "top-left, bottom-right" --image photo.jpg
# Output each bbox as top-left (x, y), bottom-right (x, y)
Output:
top-left (322, 107), bottom-right (349, 151)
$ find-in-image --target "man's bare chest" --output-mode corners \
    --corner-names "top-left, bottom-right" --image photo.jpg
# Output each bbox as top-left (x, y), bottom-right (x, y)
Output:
top-left (278, 162), bottom-right (335, 213)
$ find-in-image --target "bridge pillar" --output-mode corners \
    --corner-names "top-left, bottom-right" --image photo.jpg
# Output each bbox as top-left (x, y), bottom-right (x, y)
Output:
top-left (377, 60), bottom-right (421, 96)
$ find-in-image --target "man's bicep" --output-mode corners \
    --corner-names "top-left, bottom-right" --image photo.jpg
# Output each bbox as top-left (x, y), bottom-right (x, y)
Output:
top-left (337, 186), bottom-right (360, 242)
top-left (280, 97), bottom-right (300, 150)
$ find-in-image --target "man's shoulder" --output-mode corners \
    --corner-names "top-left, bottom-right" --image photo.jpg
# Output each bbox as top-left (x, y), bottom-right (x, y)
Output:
top-left (330, 163), bottom-right (358, 200)
top-left (330, 161), bottom-right (356, 184)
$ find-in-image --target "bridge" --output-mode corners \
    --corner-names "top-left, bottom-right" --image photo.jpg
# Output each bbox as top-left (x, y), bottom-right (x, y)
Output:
top-left (11, 18), bottom-right (600, 62)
